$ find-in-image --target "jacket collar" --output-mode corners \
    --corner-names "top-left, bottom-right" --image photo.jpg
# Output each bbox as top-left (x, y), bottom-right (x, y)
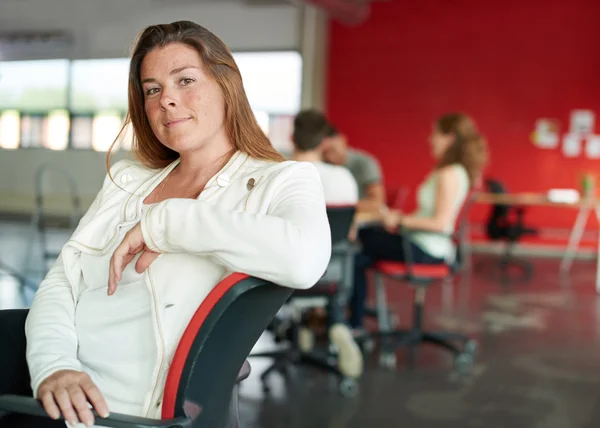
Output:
top-left (123, 151), bottom-right (249, 222)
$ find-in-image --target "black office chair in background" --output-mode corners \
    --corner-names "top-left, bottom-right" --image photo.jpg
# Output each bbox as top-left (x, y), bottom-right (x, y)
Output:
top-left (250, 205), bottom-right (362, 397)
top-left (481, 178), bottom-right (538, 284)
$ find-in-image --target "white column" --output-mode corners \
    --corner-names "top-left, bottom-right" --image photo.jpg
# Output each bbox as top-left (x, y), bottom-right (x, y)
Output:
top-left (297, 3), bottom-right (329, 111)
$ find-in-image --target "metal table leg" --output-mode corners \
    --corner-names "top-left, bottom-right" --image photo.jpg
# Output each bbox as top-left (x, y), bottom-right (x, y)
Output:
top-left (560, 206), bottom-right (591, 274)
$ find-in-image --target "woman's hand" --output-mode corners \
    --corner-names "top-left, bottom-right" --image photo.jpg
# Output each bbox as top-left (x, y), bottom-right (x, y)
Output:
top-left (109, 222), bottom-right (159, 295)
top-left (382, 209), bottom-right (403, 233)
top-left (37, 369), bottom-right (109, 427)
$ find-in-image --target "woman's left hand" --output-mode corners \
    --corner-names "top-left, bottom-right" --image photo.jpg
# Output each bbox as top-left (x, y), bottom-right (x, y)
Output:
top-left (108, 223), bottom-right (159, 295)
top-left (382, 209), bottom-right (403, 233)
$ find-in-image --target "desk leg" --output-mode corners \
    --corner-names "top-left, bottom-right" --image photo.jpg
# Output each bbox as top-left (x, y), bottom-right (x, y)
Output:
top-left (595, 208), bottom-right (600, 294)
top-left (560, 206), bottom-right (591, 274)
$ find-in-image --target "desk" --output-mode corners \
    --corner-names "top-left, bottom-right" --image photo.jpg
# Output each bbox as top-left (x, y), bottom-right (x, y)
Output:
top-left (475, 192), bottom-right (600, 293)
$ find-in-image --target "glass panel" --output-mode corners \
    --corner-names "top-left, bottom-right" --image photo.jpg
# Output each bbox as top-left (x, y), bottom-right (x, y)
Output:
top-left (0, 60), bottom-right (69, 111)
top-left (0, 110), bottom-right (21, 149)
top-left (71, 116), bottom-right (93, 149)
top-left (92, 112), bottom-right (123, 152)
top-left (70, 59), bottom-right (130, 112)
top-left (44, 109), bottom-right (70, 150)
top-left (233, 51), bottom-right (302, 115)
top-left (268, 115), bottom-right (294, 156)
top-left (20, 115), bottom-right (46, 148)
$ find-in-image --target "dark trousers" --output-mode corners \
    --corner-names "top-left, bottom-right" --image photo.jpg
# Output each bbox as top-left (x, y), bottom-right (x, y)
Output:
top-left (0, 309), bottom-right (64, 427)
top-left (349, 227), bottom-right (445, 329)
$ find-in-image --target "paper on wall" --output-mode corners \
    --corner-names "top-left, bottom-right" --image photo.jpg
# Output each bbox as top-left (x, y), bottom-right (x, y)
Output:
top-left (562, 133), bottom-right (582, 157)
top-left (585, 135), bottom-right (600, 159)
top-left (570, 110), bottom-right (595, 136)
top-left (531, 118), bottom-right (560, 149)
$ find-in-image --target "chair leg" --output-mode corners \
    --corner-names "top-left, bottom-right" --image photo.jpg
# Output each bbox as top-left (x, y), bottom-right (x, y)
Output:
top-left (299, 352), bottom-right (342, 376)
top-left (250, 350), bottom-right (289, 359)
top-left (260, 354), bottom-right (292, 383)
top-left (421, 332), bottom-right (462, 355)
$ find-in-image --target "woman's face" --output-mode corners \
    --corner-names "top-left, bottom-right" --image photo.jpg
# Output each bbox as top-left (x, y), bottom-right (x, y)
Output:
top-left (428, 125), bottom-right (455, 160)
top-left (141, 43), bottom-right (227, 155)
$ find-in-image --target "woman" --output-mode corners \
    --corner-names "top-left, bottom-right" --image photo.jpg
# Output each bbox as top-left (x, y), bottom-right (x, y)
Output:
top-left (0, 21), bottom-right (331, 427)
top-left (349, 113), bottom-right (487, 330)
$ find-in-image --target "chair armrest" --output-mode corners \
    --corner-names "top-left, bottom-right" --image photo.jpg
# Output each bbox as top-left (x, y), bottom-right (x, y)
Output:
top-left (0, 395), bottom-right (192, 428)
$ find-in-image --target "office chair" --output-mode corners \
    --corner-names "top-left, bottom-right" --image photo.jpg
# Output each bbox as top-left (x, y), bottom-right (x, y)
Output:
top-left (250, 205), bottom-right (362, 397)
top-left (358, 195), bottom-right (477, 372)
top-left (0, 273), bottom-right (293, 428)
top-left (482, 178), bottom-right (537, 284)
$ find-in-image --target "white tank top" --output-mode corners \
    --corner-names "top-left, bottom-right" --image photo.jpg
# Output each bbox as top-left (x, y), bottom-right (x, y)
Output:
top-left (75, 204), bottom-right (156, 416)
top-left (409, 164), bottom-right (469, 262)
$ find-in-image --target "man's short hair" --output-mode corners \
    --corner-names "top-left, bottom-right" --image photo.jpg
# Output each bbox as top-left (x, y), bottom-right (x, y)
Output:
top-left (325, 122), bottom-right (340, 138)
top-left (293, 109), bottom-right (330, 152)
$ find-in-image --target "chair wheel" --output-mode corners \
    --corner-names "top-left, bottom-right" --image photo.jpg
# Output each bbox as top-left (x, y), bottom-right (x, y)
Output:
top-left (379, 352), bottom-right (397, 369)
top-left (339, 377), bottom-right (359, 398)
top-left (464, 339), bottom-right (477, 355)
top-left (455, 352), bottom-right (474, 375)
top-left (360, 338), bottom-right (375, 355)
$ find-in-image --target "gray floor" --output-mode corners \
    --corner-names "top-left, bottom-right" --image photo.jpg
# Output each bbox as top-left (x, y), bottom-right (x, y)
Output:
top-left (2, 221), bottom-right (600, 427)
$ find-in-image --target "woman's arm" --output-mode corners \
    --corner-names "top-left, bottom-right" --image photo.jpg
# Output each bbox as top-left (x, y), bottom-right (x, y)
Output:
top-left (139, 162), bottom-right (331, 289)
top-left (387, 166), bottom-right (462, 233)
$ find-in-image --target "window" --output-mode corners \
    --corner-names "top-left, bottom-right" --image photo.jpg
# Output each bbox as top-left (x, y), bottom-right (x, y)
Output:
top-left (0, 52), bottom-right (302, 153)
top-left (70, 59), bottom-right (129, 113)
top-left (233, 51), bottom-right (302, 155)
top-left (0, 60), bottom-right (69, 111)
top-left (92, 112), bottom-right (125, 152)
top-left (0, 110), bottom-right (20, 149)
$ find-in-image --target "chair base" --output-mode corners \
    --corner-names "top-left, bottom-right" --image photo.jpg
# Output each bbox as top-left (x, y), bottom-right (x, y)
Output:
top-left (359, 327), bottom-right (477, 373)
top-left (475, 257), bottom-right (534, 285)
top-left (250, 347), bottom-right (360, 398)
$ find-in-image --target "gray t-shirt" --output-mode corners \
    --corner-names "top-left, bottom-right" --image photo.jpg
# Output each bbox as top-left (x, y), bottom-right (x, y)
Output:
top-left (345, 148), bottom-right (382, 199)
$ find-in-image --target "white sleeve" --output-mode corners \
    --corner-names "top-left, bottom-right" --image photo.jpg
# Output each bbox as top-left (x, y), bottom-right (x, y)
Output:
top-left (141, 162), bottom-right (332, 290)
top-left (343, 169), bottom-right (359, 204)
top-left (25, 161), bottom-right (127, 397)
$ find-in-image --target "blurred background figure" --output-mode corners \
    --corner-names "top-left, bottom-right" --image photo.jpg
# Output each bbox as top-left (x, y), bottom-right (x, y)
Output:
top-left (322, 126), bottom-right (385, 213)
top-left (292, 109), bottom-right (358, 205)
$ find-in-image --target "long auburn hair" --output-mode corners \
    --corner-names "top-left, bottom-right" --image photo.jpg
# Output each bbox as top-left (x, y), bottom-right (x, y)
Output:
top-left (435, 113), bottom-right (488, 185)
top-left (107, 20), bottom-right (283, 172)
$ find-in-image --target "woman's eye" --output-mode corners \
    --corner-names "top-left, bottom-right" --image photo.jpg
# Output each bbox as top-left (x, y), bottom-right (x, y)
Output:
top-left (145, 88), bottom-right (160, 96)
top-left (180, 78), bottom-right (195, 86)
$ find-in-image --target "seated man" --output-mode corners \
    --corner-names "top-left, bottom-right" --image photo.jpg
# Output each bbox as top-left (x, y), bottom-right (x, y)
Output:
top-left (321, 126), bottom-right (385, 213)
top-left (284, 109), bottom-right (362, 378)
top-left (292, 110), bottom-right (358, 205)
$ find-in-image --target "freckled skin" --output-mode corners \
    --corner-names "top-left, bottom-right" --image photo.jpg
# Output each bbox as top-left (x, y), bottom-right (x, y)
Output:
top-left (141, 43), bottom-right (227, 154)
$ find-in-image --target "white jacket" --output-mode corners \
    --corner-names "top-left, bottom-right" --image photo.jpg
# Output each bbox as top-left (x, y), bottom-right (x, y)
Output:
top-left (25, 151), bottom-right (331, 422)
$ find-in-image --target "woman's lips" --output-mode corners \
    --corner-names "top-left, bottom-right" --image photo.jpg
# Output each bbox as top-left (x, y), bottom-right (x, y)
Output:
top-left (165, 117), bottom-right (191, 128)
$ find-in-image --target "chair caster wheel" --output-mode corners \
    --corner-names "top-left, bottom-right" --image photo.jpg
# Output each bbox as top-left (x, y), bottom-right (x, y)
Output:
top-left (360, 338), bottom-right (375, 355)
top-left (455, 352), bottom-right (474, 375)
top-left (464, 339), bottom-right (477, 356)
top-left (379, 352), bottom-right (397, 369)
top-left (339, 377), bottom-right (358, 398)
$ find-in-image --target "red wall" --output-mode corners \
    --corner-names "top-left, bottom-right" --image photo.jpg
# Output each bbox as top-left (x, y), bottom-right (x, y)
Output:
top-left (327, 0), bottom-right (600, 229)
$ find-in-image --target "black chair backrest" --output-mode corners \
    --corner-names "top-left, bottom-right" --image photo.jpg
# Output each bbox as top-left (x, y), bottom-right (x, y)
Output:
top-left (165, 274), bottom-right (292, 427)
top-left (326, 205), bottom-right (356, 246)
top-left (452, 192), bottom-right (477, 271)
top-left (486, 178), bottom-right (510, 221)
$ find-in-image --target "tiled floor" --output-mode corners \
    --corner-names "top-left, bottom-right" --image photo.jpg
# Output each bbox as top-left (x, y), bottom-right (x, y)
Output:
top-left (2, 221), bottom-right (600, 427)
